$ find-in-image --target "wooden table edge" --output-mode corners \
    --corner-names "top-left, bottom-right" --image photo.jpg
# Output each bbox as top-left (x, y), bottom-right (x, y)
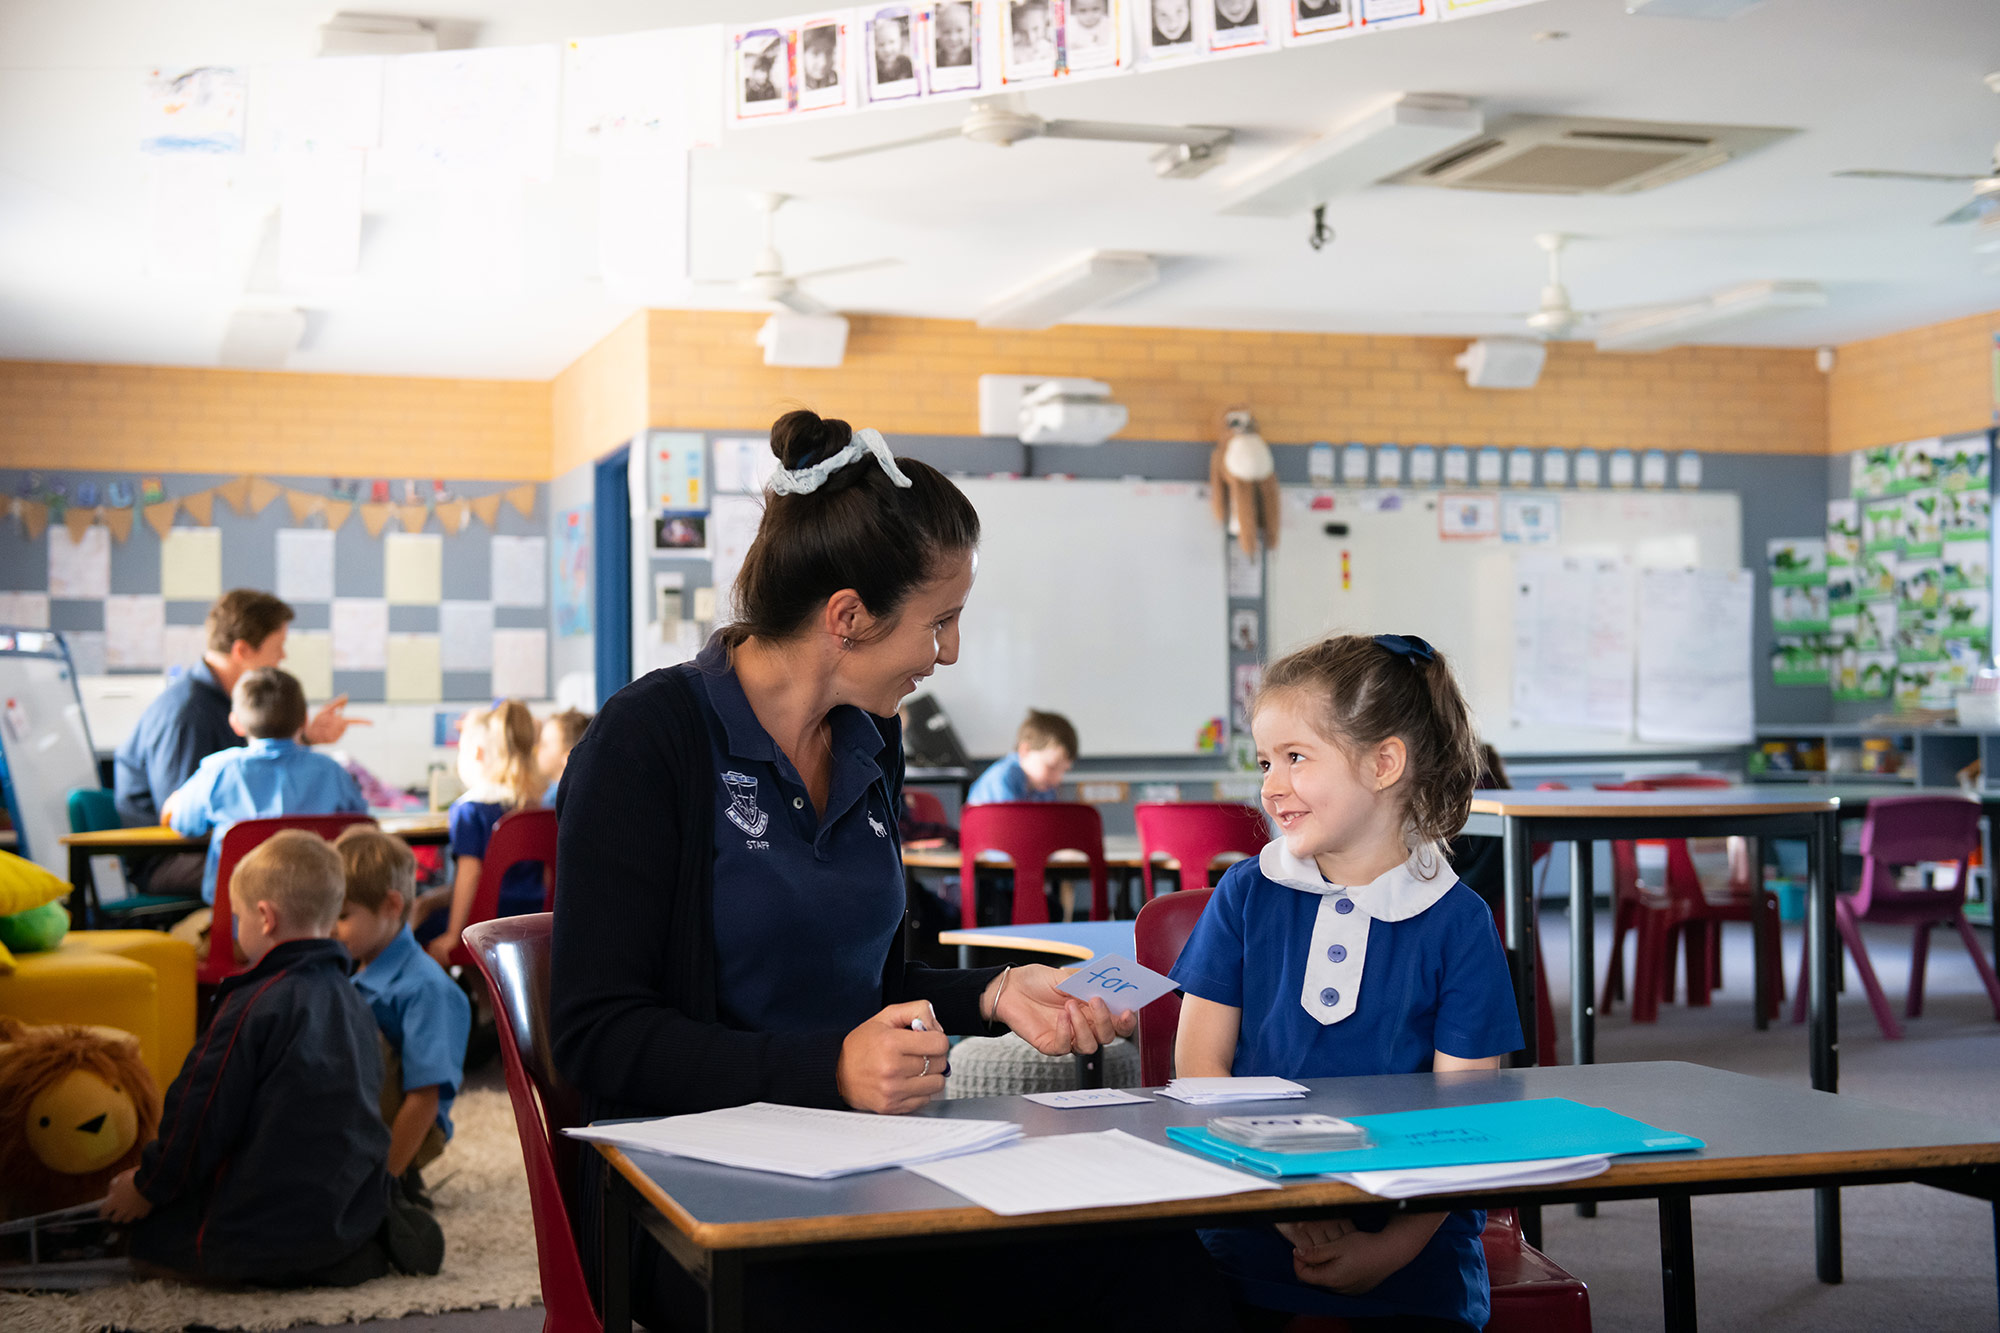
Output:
top-left (598, 1139), bottom-right (2000, 1253)
top-left (1469, 797), bottom-right (1840, 818)
top-left (935, 930), bottom-right (1100, 960)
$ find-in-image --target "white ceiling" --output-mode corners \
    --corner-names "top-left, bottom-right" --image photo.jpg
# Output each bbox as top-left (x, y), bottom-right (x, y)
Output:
top-left (1, 0), bottom-right (1997, 378)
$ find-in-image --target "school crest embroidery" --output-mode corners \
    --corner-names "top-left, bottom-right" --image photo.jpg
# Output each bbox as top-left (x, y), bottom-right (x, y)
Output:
top-left (721, 770), bottom-right (769, 837)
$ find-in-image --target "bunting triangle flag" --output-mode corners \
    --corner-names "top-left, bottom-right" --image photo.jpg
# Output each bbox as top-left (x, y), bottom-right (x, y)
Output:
top-left (181, 490), bottom-right (215, 525)
top-left (64, 507), bottom-right (96, 542)
top-left (247, 476), bottom-right (283, 514)
top-left (433, 500), bottom-right (468, 535)
top-left (215, 476), bottom-right (253, 516)
top-left (284, 489), bottom-right (322, 524)
top-left (504, 483), bottom-right (537, 519)
top-left (143, 499), bottom-right (179, 539)
top-left (19, 500), bottom-right (48, 543)
top-left (359, 502), bottom-right (394, 538)
top-left (103, 507), bottom-right (134, 542)
top-left (469, 493), bottom-right (503, 529)
top-left (396, 504), bottom-right (429, 534)
top-left (323, 499), bottom-right (353, 533)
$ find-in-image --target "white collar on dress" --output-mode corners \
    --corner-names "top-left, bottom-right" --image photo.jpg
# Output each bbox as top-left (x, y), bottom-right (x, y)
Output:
top-left (1257, 838), bottom-right (1456, 922)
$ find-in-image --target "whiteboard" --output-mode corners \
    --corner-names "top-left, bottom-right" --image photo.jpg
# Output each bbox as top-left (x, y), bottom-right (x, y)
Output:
top-left (0, 633), bottom-right (102, 876)
top-left (1267, 488), bottom-right (1743, 755)
top-left (924, 479), bottom-right (1229, 756)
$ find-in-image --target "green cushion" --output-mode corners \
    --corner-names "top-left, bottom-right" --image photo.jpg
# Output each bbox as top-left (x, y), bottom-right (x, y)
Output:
top-left (0, 898), bottom-right (70, 953)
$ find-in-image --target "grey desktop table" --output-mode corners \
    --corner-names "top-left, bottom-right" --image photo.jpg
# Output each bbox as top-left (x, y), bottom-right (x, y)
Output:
top-left (592, 1061), bottom-right (2000, 1333)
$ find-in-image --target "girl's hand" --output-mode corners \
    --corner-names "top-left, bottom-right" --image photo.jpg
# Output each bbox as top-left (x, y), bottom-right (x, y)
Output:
top-left (1275, 1217), bottom-right (1356, 1252)
top-left (425, 933), bottom-right (457, 966)
top-left (990, 965), bottom-right (1135, 1055)
top-left (838, 1001), bottom-right (949, 1114)
top-left (101, 1168), bottom-right (153, 1224)
top-left (1288, 1212), bottom-right (1444, 1295)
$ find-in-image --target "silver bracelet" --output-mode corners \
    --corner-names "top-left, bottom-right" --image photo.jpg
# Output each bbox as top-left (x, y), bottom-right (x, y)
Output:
top-left (986, 966), bottom-right (1013, 1030)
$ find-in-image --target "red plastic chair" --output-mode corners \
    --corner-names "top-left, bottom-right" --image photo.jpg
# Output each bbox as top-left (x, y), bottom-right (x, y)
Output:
top-left (201, 813), bottom-right (376, 986)
top-left (1131, 896), bottom-right (1592, 1332)
top-left (904, 789), bottom-right (950, 827)
top-left (1790, 794), bottom-right (2000, 1039)
top-left (958, 802), bottom-right (1110, 927)
top-left (462, 914), bottom-right (600, 1333)
top-left (1133, 802), bottom-right (1268, 904)
top-left (448, 809), bottom-right (558, 969)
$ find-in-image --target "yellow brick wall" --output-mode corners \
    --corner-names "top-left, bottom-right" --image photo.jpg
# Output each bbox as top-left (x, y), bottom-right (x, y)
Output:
top-left (1829, 308), bottom-right (2000, 454)
top-left (551, 312), bottom-right (649, 477)
top-left (646, 310), bottom-right (1830, 454)
top-left (0, 361), bottom-right (552, 480)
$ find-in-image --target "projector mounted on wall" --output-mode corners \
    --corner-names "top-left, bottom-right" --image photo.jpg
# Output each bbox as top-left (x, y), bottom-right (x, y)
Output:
top-left (757, 312), bottom-right (849, 368)
top-left (978, 375), bottom-right (1128, 445)
top-left (1455, 338), bottom-right (1547, 390)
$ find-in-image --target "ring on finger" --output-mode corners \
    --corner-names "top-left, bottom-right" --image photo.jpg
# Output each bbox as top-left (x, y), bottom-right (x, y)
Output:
top-left (920, 1055), bottom-right (931, 1078)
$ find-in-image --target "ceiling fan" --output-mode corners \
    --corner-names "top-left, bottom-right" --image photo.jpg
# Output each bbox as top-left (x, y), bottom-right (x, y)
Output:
top-left (1834, 72), bottom-right (2000, 226)
top-left (812, 94), bottom-right (1233, 176)
top-left (696, 192), bottom-right (899, 315)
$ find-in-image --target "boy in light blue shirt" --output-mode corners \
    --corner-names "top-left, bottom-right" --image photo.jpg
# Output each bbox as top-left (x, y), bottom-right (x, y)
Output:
top-left (163, 667), bottom-right (367, 905)
top-left (966, 708), bottom-right (1077, 806)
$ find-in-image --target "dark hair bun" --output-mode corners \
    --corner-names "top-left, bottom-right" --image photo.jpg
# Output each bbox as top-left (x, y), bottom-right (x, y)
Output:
top-left (769, 409), bottom-right (853, 471)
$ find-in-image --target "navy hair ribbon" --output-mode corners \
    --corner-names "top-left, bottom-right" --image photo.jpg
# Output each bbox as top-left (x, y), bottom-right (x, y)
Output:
top-left (1373, 633), bottom-right (1436, 664)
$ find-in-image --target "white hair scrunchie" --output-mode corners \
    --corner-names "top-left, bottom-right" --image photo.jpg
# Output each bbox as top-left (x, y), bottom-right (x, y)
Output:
top-left (767, 427), bottom-right (913, 496)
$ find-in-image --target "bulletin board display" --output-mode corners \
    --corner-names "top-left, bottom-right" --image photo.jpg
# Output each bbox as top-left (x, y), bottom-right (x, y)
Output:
top-left (926, 479), bottom-right (1230, 756)
top-left (1267, 487), bottom-right (1744, 755)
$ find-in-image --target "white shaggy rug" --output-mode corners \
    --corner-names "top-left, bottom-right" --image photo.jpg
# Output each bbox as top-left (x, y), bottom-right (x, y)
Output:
top-left (0, 1085), bottom-right (543, 1332)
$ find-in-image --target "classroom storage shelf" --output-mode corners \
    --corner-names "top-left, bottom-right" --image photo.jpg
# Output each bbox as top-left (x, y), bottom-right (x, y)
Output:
top-left (1750, 723), bottom-right (2000, 793)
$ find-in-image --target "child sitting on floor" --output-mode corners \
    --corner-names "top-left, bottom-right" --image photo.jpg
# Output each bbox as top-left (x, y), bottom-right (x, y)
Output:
top-left (334, 826), bottom-right (471, 1208)
top-left (104, 831), bottom-right (443, 1286)
top-left (1171, 634), bottom-right (1522, 1330)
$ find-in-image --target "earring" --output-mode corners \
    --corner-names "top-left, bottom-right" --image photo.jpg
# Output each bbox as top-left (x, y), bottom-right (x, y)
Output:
top-left (841, 636), bottom-right (852, 650)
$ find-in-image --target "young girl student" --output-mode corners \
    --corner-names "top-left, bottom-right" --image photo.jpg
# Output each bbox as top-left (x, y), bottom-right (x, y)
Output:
top-left (1172, 633), bottom-right (1523, 1332)
top-left (422, 700), bottom-right (545, 965)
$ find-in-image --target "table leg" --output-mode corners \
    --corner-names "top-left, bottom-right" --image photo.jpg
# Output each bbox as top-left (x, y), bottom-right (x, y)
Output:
top-left (602, 1159), bottom-right (631, 1333)
top-left (1659, 1190), bottom-right (1698, 1333)
top-left (1502, 815), bottom-right (1538, 1069)
top-left (1749, 837), bottom-right (1769, 1031)
top-left (1809, 809), bottom-right (1843, 1284)
top-left (1569, 840), bottom-right (1595, 1067)
top-left (709, 1252), bottom-right (746, 1333)
top-left (66, 844), bottom-right (91, 927)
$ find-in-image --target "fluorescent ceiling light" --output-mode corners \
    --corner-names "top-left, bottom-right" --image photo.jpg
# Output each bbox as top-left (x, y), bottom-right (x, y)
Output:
top-left (1221, 95), bottom-right (1482, 218)
top-left (1625, 0), bottom-right (1765, 18)
top-left (977, 251), bottom-right (1158, 330)
top-left (1593, 281), bottom-right (1825, 351)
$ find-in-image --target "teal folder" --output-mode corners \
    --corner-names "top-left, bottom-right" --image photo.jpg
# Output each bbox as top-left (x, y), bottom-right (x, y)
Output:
top-left (1166, 1097), bottom-right (1702, 1177)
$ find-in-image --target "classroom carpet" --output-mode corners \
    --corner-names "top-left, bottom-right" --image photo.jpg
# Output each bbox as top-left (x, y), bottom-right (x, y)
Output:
top-left (0, 1077), bottom-right (539, 1333)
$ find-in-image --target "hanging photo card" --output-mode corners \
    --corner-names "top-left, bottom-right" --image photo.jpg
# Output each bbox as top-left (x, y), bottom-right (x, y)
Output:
top-left (1890, 438), bottom-right (1937, 495)
top-left (1607, 449), bottom-right (1636, 488)
top-left (866, 5), bottom-right (924, 99)
top-left (1438, 492), bottom-right (1499, 541)
top-left (1944, 537), bottom-right (1990, 592)
top-left (1359, 0), bottom-right (1433, 24)
top-left (1901, 489), bottom-right (1943, 558)
top-left (1896, 610), bottom-right (1945, 665)
top-left (1848, 649), bottom-right (1895, 701)
top-left (1341, 443), bottom-right (1371, 485)
top-left (1859, 600), bottom-right (1896, 650)
top-left (795, 13), bottom-right (856, 113)
top-left (142, 67), bottom-right (247, 155)
top-left (1640, 450), bottom-right (1669, 489)
top-left (1851, 445), bottom-right (1896, 500)
top-left (1861, 498), bottom-right (1903, 554)
top-left (1306, 443), bottom-right (1336, 486)
top-left (1826, 569), bottom-right (1858, 620)
top-left (1209, 0), bottom-right (1271, 53)
top-left (1440, 447), bottom-right (1470, 486)
top-left (1826, 499), bottom-right (1860, 568)
top-left (1766, 538), bottom-right (1827, 588)
top-left (1857, 550), bottom-right (1896, 605)
top-left (733, 24), bottom-right (796, 119)
top-left (923, 0), bottom-right (985, 93)
top-left (1065, 0), bottom-right (1127, 71)
top-left (1828, 635), bottom-right (1863, 699)
top-left (1500, 495), bottom-right (1557, 544)
top-left (1139, 0), bottom-right (1200, 60)
top-left (1504, 448), bottom-right (1535, 487)
top-left (1898, 558), bottom-right (1943, 614)
top-left (1374, 443), bottom-right (1402, 486)
top-left (1770, 637), bottom-right (1828, 688)
top-left (1572, 448), bottom-right (1600, 488)
top-left (1406, 445), bottom-right (1437, 485)
top-left (1675, 452), bottom-right (1702, 489)
top-left (1541, 449), bottom-right (1569, 488)
top-left (1770, 585), bottom-right (1829, 636)
top-left (1284, 0), bottom-right (1355, 44)
top-left (1945, 487), bottom-right (1991, 539)
top-left (1474, 447), bottom-right (1503, 486)
top-left (1938, 434), bottom-right (1991, 492)
top-left (1001, 0), bottom-right (1058, 80)
top-left (1944, 588), bottom-right (1990, 647)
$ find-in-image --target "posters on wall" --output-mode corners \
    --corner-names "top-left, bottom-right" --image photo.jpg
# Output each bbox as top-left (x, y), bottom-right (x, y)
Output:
top-left (555, 506), bottom-right (593, 637)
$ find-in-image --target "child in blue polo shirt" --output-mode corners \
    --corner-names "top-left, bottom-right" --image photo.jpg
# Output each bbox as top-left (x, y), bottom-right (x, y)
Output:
top-left (1172, 634), bottom-right (1523, 1332)
top-left (163, 667), bottom-right (367, 908)
top-left (334, 825), bottom-right (471, 1204)
top-left (966, 708), bottom-right (1077, 805)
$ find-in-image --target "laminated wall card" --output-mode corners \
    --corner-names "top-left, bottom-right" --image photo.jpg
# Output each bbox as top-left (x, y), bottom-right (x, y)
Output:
top-left (492, 535), bottom-right (548, 607)
top-left (276, 528), bottom-right (336, 604)
top-left (161, 624), bottom-right (209, 671)
top-left (384, 532), bottom-right (444, 605)
top-left (104, 595), bottom-right (165, 669)
top-left (439, 600), bottom-right (496, 673)
top-left (492, 628), bottom-right (548, 699)
top-left (160, 527), bottom-right (222, 600)
top-left (386, 634), bottom-right (443, 702)
top-left (283, 630), bottom-right (335, 700)
top-left (48, 526), bottom-right (111, 600)
top-left (0, 592), bottom-right (51, 629)
top-left (331, 598), bottom-right (389, 670)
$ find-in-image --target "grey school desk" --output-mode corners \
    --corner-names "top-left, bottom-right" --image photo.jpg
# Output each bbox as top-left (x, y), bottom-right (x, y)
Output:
top-left (592, 1060), bottom-right (2000, 1333)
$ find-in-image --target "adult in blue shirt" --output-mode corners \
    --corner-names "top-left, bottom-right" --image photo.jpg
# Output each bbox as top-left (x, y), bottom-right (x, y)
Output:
top-left (553, 411), bottom-right (1231, 1331)
top-left (114, 590), bottom-right (363, 890)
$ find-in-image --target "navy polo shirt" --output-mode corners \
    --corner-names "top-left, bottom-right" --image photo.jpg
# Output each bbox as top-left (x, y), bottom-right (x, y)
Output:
top-left (113, 659), bottom-right (239, 826)
top-left (693, 637), bottom-right (906, 1036)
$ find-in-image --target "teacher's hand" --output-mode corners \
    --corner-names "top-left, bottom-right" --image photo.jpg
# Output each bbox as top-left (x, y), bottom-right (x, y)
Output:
top-left (991, 965), bottom-right (1135, 1057)
top-left (302, 695), bottom-right (371, 746)
top-left (838, 1001), bottom-right (948, 1115)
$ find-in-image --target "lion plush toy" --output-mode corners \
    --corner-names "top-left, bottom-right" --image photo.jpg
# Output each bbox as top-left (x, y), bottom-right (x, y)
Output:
top-left (0, 1018), bottom-right (161, 1219)
top-left (1209, 407), bottom-right (1281, 558)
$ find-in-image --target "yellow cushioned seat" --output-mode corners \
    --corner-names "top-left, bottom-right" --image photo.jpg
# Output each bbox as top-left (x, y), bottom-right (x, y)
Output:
top-left (64, 931), bottom-right (198, 1085)
top-left (0, 931), bottom-right (198, 1090)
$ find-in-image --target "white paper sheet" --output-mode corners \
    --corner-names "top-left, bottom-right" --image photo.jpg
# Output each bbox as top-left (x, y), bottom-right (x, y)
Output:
top-left (256, 56), bottom-right (384, 153)
top-left (331, 598), bottom-right (389, 670)
top-left (708, 494), bottom-right (764, 619)
top-left (276, 529), bottom-right (337, 604)
top-left (386, 633), bottom-right (442, 702)
top-left (492, 627), bottom-right (547, 698)
top-left (1157, 1077), bottom-right (1309, 1105)
top-left (1328, 1154), bottom-right (1609, 1200)
top-left (1636, 568), bottom-right (1753, 745)
top-left (0, 592), bottom-right (51, 628)
top-left (1022, 1088), bottom-right (1154, 1109)
top-left (561, 28), bottom-right (704, 154)
top-left (104, 596), bottom-right (166, 669)
top-left (160, 527), bottom-right (222, 600)
top-left (439, 600), bottom-right (496, 672)
top-left (384, 532), bottom-right (443, 605)
top-left (568, 1102), bottom-right (1022, 1180)
top-left (909, 1130), bottom-right (1277, 1215)
top-left (381, 45), bottom-right (560, 181)
top-left (48, 527), bottom-right (111, 600)
top-left (712, 437), bottom-right (779, 494)
top-left (1512, 554), bottom-right (1635, 735)
top-left (1055, 953), bottom-right (1177, 1015)
top-left (161, 624), bottom-right (209, 672)
top-left (280, 148), bottom-right (365, 282)
top-left (1227, 544), bottom-right (1263, 598)
top-left (491, 535), bottom-right (547, 608)
top-left (283, 629), bottom-right (334, 699)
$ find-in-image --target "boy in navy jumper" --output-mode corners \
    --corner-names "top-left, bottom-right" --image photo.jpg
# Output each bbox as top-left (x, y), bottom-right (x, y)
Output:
top-left (103, 832), bottom-right (442, 1285)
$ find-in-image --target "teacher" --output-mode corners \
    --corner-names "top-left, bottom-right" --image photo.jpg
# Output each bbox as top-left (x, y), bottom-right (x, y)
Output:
top-left (552, 412), bottom-right (1227, 1330)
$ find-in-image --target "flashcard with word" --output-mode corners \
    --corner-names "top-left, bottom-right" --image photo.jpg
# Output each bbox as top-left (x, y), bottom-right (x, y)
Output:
top-left (1055, 954), bottom-right (1178, 1015)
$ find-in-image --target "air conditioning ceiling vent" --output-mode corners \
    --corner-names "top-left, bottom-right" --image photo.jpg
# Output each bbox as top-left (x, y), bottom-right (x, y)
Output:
top-left (1385, 115), bottom-right (1794, 195)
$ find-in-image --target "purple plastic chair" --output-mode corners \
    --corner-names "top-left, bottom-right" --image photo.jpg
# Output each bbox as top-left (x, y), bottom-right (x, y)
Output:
top-left (1791, 794), bottom-right (2000, 1039)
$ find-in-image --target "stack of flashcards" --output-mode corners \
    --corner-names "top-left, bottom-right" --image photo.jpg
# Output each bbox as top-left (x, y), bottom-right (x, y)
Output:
top-left (1155, 1076), bottom-right (1309, 1106)
top-left (1208, 1113), bottom-right (1372, 1154)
